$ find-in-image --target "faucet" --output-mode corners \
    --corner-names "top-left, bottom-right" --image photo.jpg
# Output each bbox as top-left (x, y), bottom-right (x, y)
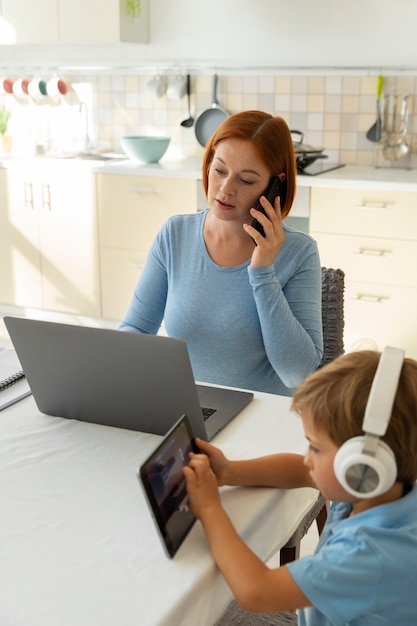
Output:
top-left (79, 102), bottom-right (94, 154)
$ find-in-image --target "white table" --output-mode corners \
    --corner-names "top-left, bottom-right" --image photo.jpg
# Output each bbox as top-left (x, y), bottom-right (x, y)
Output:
top-left (0, 391), bottom-right (319, 626)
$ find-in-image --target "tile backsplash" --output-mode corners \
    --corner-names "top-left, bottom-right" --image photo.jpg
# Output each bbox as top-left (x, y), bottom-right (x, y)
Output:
top-left (4, 72), bottom-right (417, 169)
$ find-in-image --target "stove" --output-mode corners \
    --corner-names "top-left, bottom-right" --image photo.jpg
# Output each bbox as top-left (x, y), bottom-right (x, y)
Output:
top-left (298, 161), bottom-right (345, 176)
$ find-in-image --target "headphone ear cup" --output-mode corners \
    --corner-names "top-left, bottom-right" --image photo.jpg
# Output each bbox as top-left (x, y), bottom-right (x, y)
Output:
top-left (334, 436), bottom-right (397, 498)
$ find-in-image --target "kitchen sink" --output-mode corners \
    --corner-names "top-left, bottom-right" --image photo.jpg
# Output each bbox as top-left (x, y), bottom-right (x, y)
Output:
top-left (71, 153), bottom-right (127, 161)
top-left (43, 151), bottom-right (127, 161)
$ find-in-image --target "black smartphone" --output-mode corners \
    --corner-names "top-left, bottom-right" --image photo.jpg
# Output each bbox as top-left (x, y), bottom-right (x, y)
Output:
top-left (250, 176), bottom-right (285, 238)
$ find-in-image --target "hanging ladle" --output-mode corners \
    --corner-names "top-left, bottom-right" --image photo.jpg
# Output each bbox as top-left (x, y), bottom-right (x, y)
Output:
top-left (180, 74), bottom-right (194, 128)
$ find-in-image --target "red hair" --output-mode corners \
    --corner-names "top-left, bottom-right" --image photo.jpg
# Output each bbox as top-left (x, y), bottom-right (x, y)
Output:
top-left (201, 110), bottom-right (297, 218)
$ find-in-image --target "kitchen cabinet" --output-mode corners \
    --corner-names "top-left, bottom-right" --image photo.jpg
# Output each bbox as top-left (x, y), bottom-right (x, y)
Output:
top-left (310, 186), bottom-right (417, 359)
top-left (1, 0), bottom-right (58, 44)
top-left (0, 162), bottom-right (101, 316)
top-left (97, 173), bottom-right (198, 320)
top-left (2, 0), bottom-right (149, 45)
top-left (2, 1), bottom-right (416, 69)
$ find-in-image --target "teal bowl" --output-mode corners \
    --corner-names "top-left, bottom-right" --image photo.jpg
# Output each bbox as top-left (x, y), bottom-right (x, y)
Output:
top-left (121, 136), bottom-right (170, 163)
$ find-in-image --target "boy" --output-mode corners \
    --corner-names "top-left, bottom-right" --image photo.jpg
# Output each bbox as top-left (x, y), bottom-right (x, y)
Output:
top-left (183, 349), bottom-right (417, 624)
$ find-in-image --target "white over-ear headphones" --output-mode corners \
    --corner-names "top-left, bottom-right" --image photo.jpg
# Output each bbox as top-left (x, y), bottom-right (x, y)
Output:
top-left (334, 346), bottom-right (405, 499)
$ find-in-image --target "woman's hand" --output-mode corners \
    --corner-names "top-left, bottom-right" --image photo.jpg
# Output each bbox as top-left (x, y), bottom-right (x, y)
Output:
top-left (244, 195), bottom-right (286, 267)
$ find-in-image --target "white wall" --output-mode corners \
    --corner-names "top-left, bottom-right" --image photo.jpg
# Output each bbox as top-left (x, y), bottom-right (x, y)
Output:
top-left (141, 0), bottom-right (413, 68)
top-left (0, 0), bottom-right (416, 72)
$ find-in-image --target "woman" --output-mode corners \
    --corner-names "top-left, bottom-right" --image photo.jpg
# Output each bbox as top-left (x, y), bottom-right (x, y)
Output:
top-left (120, 110), bottom-right (323, 395)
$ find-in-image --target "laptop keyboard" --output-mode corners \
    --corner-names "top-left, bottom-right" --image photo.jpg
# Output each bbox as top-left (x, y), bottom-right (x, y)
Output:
top-left (201, 407), bottom-right (217, 421)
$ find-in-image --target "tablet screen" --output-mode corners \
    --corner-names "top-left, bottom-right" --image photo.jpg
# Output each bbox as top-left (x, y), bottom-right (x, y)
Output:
top-left (138, 415), bottom-right (199, 557)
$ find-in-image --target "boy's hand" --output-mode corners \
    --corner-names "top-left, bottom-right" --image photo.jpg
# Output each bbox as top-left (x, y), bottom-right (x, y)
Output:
top-left (183, 453), bottom-right (222, 519)
top-left (193, 438), bottom-right (230, 486)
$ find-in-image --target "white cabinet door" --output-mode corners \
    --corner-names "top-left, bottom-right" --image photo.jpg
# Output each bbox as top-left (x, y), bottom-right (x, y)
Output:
top-left (100, 248), bottom-right (146, 321)
top-left (1, 163), bottom-right (101, 316)
top-left (38, 164), bottom-right (101, 316)
top-left (1, 167), bottom-right (43, 308)
top-left (58, 0), bottom-right (149, 44)
top-left (1, 0), bottom-right (59, 44)
top-left (311, 232), bottom-right (417, 289)
top-left (1, 0), bottom-right (148, 44)
top-left (97, 173), bottom-right (197, 320)
top-left (344, 282), bottom-right (417, 359)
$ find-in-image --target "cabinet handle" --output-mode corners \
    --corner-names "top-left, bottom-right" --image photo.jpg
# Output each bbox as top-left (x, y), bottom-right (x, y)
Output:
top-left (41, 183), bottom-right (51, 210)
top-left (353, 248), bottom-right (392, 257)
top-left (129, 187), bottom-right (157, 195)
top-left (353, 201), bottom-right (392, 210)
top-left (24, 181), bottom-right (34, 209)
top-left (352, 294), bottom-right (389, 303)
top-left (131, 263), bottom-right (145, 269)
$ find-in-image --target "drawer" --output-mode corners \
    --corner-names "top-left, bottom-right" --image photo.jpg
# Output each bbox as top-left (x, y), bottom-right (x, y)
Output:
top-left (97, 174), bottom-right (197, 250)
top-left (100, 247), bottom-right (146, 320)
top-left (344, 281), bottom-right (417, 359)
top-left (310, 187), bottom-right (417, 240)
top-left (312, 232), bottom-right (417, 288)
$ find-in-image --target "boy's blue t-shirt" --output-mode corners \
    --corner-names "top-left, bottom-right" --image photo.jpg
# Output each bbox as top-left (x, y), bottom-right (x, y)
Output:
top-left (287, 485), bottom-right (417, 625)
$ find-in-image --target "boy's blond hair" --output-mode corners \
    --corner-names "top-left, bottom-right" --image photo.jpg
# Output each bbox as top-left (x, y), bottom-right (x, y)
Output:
top-left (291, 350), bottom-right (417, 487)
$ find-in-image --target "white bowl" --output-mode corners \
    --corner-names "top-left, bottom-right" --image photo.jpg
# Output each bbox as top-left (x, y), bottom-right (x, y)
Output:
top-left (121, 136), bottom-right (170, 163)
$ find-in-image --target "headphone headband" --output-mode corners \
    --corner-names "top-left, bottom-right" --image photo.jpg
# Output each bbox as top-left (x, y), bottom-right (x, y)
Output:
top-left (363, 346), bottom-right (405, 437)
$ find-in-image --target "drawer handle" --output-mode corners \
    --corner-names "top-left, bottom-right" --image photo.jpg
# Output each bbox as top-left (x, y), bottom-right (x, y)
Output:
top-left (353, 248), bottom-right (392, 257)
top-left (41, 182), bottom-right (51, 210)
top-left (24, 181), bottom-right (34, 209)
top-left (353, 202), bottom-right (392, 210)
top-left (129, 187), bottom-right (156, 194)
top-left (353, 294), bottom-right (389, 303)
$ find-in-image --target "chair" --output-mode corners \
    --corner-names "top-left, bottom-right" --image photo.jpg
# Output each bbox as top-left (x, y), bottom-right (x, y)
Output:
top-left (319, 267), bottom-right (345, 368)
top-left (280, 267), bottom-right (345, 565)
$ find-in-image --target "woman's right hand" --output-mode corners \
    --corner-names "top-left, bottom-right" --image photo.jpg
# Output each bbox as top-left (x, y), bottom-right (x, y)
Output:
top-left (193, 438), bottom-right (230, 486)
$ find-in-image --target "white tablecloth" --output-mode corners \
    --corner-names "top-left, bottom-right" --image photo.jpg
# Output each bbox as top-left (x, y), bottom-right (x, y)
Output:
top-left (0, 392), bottom-right (318, 626)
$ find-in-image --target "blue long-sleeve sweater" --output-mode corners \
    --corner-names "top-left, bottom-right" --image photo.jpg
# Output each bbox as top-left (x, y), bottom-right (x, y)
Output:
top-left (120, 209), bottom-right (323, 396)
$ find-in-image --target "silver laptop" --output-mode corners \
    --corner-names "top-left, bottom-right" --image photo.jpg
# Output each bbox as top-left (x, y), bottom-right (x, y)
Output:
top-left (4, 317), bottom-right (253, 440)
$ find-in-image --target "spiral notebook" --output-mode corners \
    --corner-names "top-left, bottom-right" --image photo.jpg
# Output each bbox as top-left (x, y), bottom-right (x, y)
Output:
top-left (0, 349), bottom-right (32, 411)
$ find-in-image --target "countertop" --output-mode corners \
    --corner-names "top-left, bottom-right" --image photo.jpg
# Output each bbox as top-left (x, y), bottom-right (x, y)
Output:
top-left (295, 164), bottom-right (417, 192)
top-left (2, 154), bottom-right (417, 190)
top-left (0, 154), bottom-right (203, 179)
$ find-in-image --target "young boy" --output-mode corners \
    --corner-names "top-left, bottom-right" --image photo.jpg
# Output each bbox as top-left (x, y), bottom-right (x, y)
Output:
top-left (183, 349), bottom-right (417, 625)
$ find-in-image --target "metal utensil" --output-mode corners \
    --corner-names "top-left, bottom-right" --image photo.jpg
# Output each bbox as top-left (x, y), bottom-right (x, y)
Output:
top-left (382, 91), bottom-right (410, 160)
top-left (194, 74), bottom-right (229, 147)
top-left (180, 74), bottom-right (194, 128)
top-left (366, 76), bottom-right (384, 143)
top-left (383, 140), bottom-right (409, 161)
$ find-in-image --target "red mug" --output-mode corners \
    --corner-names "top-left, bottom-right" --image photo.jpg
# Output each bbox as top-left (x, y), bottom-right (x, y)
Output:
top-left (12, 78), bottom-right (30, 101)
top-left (0, 77), bottom-right (13, 95)
top-left (46, 76), bottom-right (69, 97)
